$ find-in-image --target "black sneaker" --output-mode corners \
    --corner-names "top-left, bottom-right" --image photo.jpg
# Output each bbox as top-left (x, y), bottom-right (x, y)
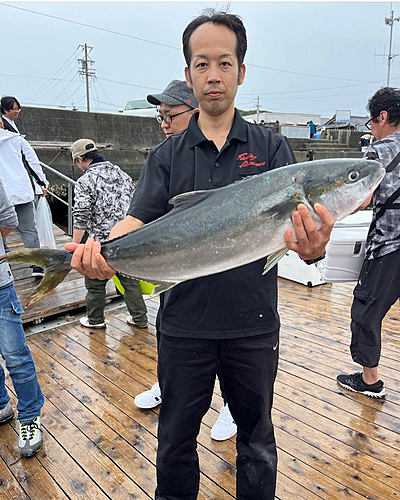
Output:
top-left (32, 266), bottom-right (45, 278)
top-left (337, 372), bottom-right (385, 398)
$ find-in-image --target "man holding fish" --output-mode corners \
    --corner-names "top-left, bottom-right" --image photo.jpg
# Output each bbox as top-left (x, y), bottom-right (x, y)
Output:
top-left (63, 9), bottom-right (372, 500)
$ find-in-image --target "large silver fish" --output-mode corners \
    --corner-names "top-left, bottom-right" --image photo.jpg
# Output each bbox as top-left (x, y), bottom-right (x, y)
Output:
top-left (0, 158), bottom-right (384, 306)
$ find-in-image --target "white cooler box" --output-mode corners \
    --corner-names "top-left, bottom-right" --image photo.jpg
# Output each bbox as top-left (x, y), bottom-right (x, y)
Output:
top-left (318, 210), bottom-right (372, 282)
top-left (278, 250), bottom-right (326, 287)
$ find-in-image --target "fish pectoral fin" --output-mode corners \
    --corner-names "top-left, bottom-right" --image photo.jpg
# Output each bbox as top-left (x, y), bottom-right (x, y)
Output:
top-left (151, 282), bottom-right (178, 296)
top-left (263, 247), bottom-right (288, 275)
top-left (169, 190), bottom-right (211, 210)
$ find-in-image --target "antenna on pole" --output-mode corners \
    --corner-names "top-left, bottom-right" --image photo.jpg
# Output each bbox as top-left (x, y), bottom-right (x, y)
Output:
top-left (256, 96), bottom-right (260, 123)
top-left (376, 4), bottom-right (400, 86)
top-left (78, 44), bottom-right (96, 112)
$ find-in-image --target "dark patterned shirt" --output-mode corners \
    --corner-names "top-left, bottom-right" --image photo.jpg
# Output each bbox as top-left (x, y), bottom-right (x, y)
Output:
top-left (364, 130), bottom-right (400, 259)
top-left (73, 160), bottom-right (134, 242)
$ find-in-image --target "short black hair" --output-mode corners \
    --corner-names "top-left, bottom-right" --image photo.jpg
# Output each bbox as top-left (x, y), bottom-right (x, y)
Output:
top-left (368, 87), bottom-right (400, 126)
top-left (1, 96), bottom-right (21, 114)
top-left (182, 8), bottom-right (247, 75)
top-left (80, 151), bottom-right (100, 162)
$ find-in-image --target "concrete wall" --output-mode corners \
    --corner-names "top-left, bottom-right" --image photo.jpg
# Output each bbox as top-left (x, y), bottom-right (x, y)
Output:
top-left (17, 106), bottom-right (365, 185)
top-left (18, 106), bottom-right (165, 182)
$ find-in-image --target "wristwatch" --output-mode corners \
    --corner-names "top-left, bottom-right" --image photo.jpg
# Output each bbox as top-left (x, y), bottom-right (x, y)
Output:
top-left (303, 253), bottom-right (326, 265)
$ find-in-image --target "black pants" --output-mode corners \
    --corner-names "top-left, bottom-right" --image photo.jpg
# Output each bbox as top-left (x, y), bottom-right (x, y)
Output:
top-left (156, 320), bottom-right (227, 404)
top-left (350, 249), bottom-right (400, 367)
top-left (155, 331), bottom-right (279, 500)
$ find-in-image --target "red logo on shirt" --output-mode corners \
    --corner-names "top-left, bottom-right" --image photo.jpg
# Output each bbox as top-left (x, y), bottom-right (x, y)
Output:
top-left (237, 152), bottom-right (266, 168)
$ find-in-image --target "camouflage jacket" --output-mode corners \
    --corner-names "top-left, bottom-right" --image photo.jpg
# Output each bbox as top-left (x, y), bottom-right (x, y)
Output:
top-left (73, 159), bottom-right (135, 242)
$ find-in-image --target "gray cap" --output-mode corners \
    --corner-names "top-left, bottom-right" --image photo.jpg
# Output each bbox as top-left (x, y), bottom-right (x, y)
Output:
top-left (70, 139), bottom-right (97, 161)
top-left (147, 80), bottom-right (198, 109)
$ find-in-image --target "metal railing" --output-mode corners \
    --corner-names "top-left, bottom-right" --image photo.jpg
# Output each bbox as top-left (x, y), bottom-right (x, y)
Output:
top-left (39, 161), bottom-right (75, 236)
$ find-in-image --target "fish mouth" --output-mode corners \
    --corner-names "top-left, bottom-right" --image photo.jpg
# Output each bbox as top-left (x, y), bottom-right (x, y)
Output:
top-left (362, 167), bottom-right (385, 190)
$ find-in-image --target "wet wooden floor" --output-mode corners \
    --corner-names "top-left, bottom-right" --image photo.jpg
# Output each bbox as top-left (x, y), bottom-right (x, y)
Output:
top-left (1, 230), bottom-right (399, 499)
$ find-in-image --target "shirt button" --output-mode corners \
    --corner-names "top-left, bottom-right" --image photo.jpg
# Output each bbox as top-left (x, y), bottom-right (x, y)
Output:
top-left (215, 162), bottom-right (219, 168)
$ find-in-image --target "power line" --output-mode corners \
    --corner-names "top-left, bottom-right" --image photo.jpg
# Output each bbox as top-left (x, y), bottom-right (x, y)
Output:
top-left (28, 65), bottom-right (79, 104)
top-left (96, 77), bottom-right (161, 91)
top-left (48, 75), bottom-right (80, 107)
top-left (0, 2), bottom-right (181, 51)
top-left (95, 79), bottom-right (120, 110)
top-left (23, 51), bottom-right (78, 102)
top-left (0, 2), bottom-right (372, 85)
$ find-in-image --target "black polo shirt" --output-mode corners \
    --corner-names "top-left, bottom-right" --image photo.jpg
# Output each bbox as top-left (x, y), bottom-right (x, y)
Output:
top-left (128, 109), bottom-right (296, 339)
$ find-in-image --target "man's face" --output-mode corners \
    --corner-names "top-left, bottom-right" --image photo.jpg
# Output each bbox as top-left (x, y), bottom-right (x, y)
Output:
top-left (3, 103), bottom-right (20, 121)
top-left (158, 102), bottom-right (194, 137)
top-left (185, 22), bottom-right (245, 118)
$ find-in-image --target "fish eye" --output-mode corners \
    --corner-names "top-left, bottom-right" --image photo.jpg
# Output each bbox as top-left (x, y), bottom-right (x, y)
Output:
top-left (348, 171), bottom-right (360, 182)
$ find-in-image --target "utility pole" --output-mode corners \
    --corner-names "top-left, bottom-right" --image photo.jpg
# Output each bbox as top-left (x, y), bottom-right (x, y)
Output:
top-left (78, 44), bottom-right (95, 112)
top-left (385, 7), bottom-right (400, 86)
top-left (256, 96), bottom-right (260, 123)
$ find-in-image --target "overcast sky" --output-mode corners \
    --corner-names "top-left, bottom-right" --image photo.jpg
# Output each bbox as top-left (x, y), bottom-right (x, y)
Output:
top-left (1, 1), bottom-right (400, 118)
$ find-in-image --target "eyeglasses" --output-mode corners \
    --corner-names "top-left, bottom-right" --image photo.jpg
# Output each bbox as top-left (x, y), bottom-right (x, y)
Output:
top-left (11, 107), bottom-right (20, 112)
top-left (156, 108), bottom-right (192, 124)
top-left (365, 108), bottom-right (391, 130)
top-left (365, 116), bottom-right (378, 130)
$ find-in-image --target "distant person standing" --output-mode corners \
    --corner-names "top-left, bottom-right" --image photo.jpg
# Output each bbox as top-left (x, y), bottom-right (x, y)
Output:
top-left (1, 96), bottom-right (48, 201)
top-left (306, 149), bottom-right (315, 161)
top-left (308, 120), bottom-right (316, 138)
top-left (70, 139), bottom-right (148, 329)
top-left (134, 79), bottom-right (237, 442)
top-left (359, 133), bottom-right (374, 151)
top-left (1, 96), bottom-right (20, 133)
top-left (337, 87), bottom-right (400, 398)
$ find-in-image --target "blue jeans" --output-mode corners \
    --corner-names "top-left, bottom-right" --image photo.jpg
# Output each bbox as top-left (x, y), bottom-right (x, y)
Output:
top-left (0, 284), bottom-right (44, 422)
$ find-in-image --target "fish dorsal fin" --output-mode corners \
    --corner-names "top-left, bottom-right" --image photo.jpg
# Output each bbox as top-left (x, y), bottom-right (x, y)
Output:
top-left (262, 247), bottom-right (288, 275)
top-left (169, 190), bottom-right (211, 210)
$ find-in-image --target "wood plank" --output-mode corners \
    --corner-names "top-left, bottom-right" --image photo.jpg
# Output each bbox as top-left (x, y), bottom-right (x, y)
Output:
top-left (28, 332), bottom-right (236, 499)
top-left (0, 455), bottom-right (30, 500)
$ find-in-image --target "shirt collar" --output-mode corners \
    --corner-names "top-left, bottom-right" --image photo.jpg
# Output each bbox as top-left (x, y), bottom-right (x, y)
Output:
top-left (2, 116), bottom-right (19, 133)
top-left (187, 108), bottom-right (247, 148)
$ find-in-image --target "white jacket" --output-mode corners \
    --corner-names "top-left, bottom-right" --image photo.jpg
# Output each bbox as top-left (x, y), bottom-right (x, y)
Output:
top-left (0, 129), bottom-right (48, 205)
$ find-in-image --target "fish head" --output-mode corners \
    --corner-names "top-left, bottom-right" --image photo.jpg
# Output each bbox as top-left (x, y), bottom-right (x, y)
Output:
top-left (303, 159), bottom-right (385, 221)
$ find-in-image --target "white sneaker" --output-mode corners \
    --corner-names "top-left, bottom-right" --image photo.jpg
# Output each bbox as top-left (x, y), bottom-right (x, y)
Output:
top-left (126, 316), bottom-right (148, 329)
top-left (211, 404), bottom-right (237, 441)
top-left (134, 382), bottom-right (162, 409)
top-left (80, 317), bottom-right (106, 329)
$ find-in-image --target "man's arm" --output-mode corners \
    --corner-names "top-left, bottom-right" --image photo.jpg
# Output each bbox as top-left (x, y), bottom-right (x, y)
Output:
top-left (20, 136), bottom-right (48, 191)
top-left (65, 215), bottom-right (144, 279)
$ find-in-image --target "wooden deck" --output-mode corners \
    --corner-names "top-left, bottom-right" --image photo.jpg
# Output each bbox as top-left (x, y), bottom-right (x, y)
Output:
top-left (1, 230), bottom-right (399, 499)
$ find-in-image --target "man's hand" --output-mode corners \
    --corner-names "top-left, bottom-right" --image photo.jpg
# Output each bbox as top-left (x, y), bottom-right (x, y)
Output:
top-left (64, 216), bottom-right (143, 280)
top-left (64, 238), bottom-right (115, 280)
top-left (284, 203), bottom-right (334, 260)
top-left (41, 188), bottom-right (48, 197)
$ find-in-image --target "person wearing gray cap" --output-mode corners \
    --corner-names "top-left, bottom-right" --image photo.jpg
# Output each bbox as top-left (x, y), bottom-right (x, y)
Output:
top-left (147, 79), bottom-right (198, 138)
top-left (135, 80), bottom-right (236, 443)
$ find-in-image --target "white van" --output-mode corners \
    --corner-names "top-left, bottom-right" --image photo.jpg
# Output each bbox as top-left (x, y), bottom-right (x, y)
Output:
top-left (119, 99), bottom-right (157, 117)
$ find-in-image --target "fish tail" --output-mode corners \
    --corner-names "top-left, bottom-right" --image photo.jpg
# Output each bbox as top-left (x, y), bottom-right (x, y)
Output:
top-left (0, 248), bottom-right (73, 306)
